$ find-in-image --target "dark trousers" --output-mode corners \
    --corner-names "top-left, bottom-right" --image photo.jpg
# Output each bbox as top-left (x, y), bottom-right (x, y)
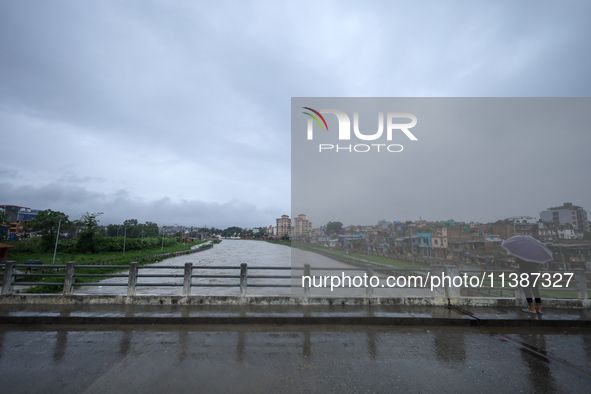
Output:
top-left (519, 260), bottom-right (541, 302)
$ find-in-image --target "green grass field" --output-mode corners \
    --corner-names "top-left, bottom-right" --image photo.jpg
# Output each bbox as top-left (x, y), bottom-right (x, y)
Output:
top-left (5, 241), bottom-right (206, 294)
top-left (6, 241), bottom-right (200, 266)
top-left (295, 244), bottom-right (430, 270)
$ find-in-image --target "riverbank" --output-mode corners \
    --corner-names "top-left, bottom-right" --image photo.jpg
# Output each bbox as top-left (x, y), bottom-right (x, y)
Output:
top-left (11, 241), bottom-right (211, 294)
top-left (294, 243), bottom-right (428, 269)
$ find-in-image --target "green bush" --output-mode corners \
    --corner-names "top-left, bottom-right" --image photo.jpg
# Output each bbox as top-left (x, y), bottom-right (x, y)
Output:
top-left (10, 237), bottom-right (43, 254)
top-left (57, 238), bottom-right (77, 254)
top-left (94, 236), bottom-right (121, 253)
top-left (9, 235), bottom-right (183, 257)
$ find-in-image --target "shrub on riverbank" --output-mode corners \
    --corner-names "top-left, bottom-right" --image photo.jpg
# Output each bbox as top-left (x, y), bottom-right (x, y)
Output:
top-left (15, 241), bottom-right (206, 294)
top-left (6, 236), bottom-right (182, 257)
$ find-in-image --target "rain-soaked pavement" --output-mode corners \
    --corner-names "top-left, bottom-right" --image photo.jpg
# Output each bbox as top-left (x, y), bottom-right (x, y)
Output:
top-left (4, 241), bottom-right (590, 392)
top-left (0, 324), bottom-right (590, 393)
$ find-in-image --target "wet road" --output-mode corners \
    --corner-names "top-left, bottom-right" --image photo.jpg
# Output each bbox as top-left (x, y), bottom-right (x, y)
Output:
top-left (76, 240), bottom-right (431, 297)
top-left (0, 325), bottom-right (589, 393)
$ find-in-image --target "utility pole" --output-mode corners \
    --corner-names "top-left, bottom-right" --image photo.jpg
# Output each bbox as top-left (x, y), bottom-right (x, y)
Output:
top-left (123, 225), bottom-right (127, 256)
top-left (409, 224), bottom-right (415, 267)
top-left (52, 216), bottom-right (66, 265)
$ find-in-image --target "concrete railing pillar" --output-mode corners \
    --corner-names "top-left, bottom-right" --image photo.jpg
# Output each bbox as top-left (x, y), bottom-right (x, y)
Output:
top-left (127, 262), bottom-right (138, 296)
top-left (183, 263), bottom-right (193, 296)
top-left (513, 268), bottom-right (526, 304)
top-left (366, 266), bottom-right (374, 298)
top-left (1, 261), bottom-right (15, 295)
top-left (240, 263), bottom-right (247, 296)
top-left (444, 265), bottom-right (460, 299)
top-left (63, 261), bottom-right (76, 295)
top-left (574, 268), bottom-right (588, 303)
top-left (430, 265), bottom-right (445, 298)
top-left (304, 264), bottom-right (311, 298)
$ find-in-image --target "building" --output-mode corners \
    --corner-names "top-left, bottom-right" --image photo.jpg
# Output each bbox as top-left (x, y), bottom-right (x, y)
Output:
top-left (377, 219), bottom-right (392, 228)
top-left (491, 223), bottom-right (515, 240)
top-left (514, 222), bottom-right (538, 237)
top-left (429, 225), bottom-right (473, 260)
top-left (538, 227), bottom-right (578, 240)
top-left (504, 216), bottom-right (539, 237)
top-left (540, 202), bottom-right (590, 232)
top-left (416, 232), bottom-right (433, 257)
top-left (293, 214), bottom-right (312, 238)
top-left (276, 215), bottom-right (292, 237)
top-left (0, 205), bottom-right (41, 239)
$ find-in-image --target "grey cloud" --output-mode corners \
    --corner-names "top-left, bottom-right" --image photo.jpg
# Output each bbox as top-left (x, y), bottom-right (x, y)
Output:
top-left (57, 172), bottom-right (106, 184)
top-left (0, 168), bottom-right (19, 178)
top-left (292, 98), bottom-right (591, 226)
top-left (0, 181), bottom-right (280, 228)
top-left (1, 1), bottom-right (591, 226)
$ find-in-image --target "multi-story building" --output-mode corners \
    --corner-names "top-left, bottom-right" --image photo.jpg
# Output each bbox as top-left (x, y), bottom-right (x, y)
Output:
top-left (538, 227), bottom-right (579, 240)
top-left (276, 215), bottom-right (292, 237)
top-left (540, 203), bottom-right (589, 232)
top-left (504, 216), bottom-right (539, 237)
top-left (430, 229), bottom-right (449, 259)
top-left (430, 225), bottom-right (473, 260)
top-left (0, 205), bottom-right (41, 239)
top-left (491, 223), bottom-right (515, 240)
top-left (293, 214), bottom-right (312, 238)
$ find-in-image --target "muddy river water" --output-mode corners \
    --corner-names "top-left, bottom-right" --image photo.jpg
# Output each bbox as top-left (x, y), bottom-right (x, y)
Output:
top-left (76, 240), bottom-right (430, 297)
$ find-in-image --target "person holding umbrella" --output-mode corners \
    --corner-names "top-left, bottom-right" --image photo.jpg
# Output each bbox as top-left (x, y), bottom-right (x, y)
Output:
top-left (516, 257), bottom-right (543, 314)
top-left (501, 235), bottom-right (553, 315)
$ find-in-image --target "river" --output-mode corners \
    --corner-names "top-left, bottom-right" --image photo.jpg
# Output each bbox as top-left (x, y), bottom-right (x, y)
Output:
top-left (75, 240), bottom-right (430, 297)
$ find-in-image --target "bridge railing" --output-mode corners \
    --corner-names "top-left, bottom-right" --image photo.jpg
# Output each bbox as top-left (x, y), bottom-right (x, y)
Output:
top-left (1, 261), bottom-right (589, 301)
top-left (0, 261), bottom-right (304, 296)
top-left (1, 261), bottom-right (424, 297)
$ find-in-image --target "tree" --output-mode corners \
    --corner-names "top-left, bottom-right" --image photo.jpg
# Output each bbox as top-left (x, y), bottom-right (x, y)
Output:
top-left (584, 231), bottom-right (591, 241)
top-left (222, 226), bottom-right (243, 237)
top-left (0, 210), bottom-right (8, 240)
top-left (352, 239), bottom-right (366, 250)
top-left (106, 224), bottom-right (121, 237)
top-left (75, 212), bottom-right (103, 253)
top-left (122, 218), bottom-right (139, 238)
top-left (325, 221), bottom-right (343, 235)
top-left (143, 221), bottom-right (159, 238)
top-left (25, 209), bottom-right (71, 251)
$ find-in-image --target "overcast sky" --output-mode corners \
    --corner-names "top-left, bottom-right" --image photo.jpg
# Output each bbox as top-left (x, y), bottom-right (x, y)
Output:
top-left (1, 1), bottom-right (590, 228)
top-left (292, 98), bottom-right (591, 226)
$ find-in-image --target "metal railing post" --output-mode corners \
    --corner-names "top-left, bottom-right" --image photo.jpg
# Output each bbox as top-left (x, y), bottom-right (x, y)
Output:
top-left (366, 266), bottom-right (374, 298)
top-left (240, 263), bottom-right (247, 296)
top-left (183, 262), bottom-right (192, 296)
top-left (127, 262), bottom-right (138, 296)
top-left (574, 268), bottom-right (588, 303)
top-left (1, 261), bottom-right (15, 295)
top-left (304, 264), bottom-right (310, 298)
top-left (63, 261), bottom-right (76, 295)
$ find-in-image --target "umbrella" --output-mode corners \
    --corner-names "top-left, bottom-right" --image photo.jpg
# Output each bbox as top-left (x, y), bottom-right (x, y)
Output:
top-left (501, 235), bottom-right (553, 264)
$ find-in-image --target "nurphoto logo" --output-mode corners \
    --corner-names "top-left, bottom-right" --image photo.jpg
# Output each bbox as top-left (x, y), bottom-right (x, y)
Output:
top-left (302, 107), bottom-right (418, 153)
